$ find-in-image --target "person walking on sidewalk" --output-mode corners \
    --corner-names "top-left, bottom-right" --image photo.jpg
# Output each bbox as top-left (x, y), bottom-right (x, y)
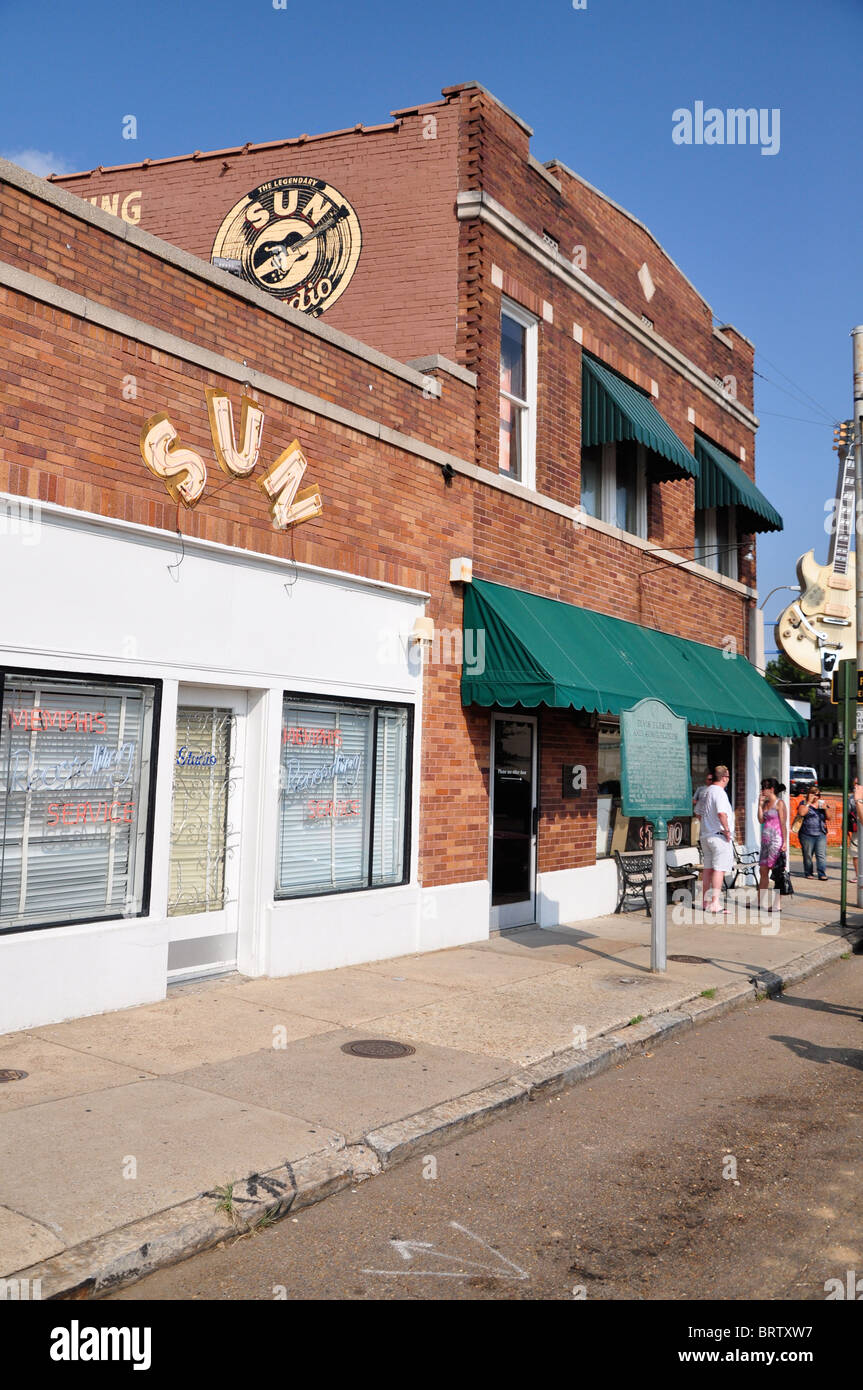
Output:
top-left (795, 782), bottom-right (829, 881)
top-left (758, 778), bottom-right (788, 912)
top-left (848, 781), bottom-right (863, 878)
top-left (700, 765), bottom-right (734, 913)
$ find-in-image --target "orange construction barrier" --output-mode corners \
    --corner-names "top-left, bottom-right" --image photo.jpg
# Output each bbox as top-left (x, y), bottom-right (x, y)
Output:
top-left (788, 791), bottom-right (846, 849)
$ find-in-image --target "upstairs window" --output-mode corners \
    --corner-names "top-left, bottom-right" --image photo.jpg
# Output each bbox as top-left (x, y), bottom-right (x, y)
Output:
top-left (580, 440), bottom-right (647, 538)
top-left (498, 300), bottom-right (537, 486)
top-left (695, 506), bottom-right (738, 580)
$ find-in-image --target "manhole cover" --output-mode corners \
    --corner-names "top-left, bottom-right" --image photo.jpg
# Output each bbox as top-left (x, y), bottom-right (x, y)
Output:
top-left (341, 1039), bottom-right (415, 1060)
top-left (667, 954), bottom-right (711, 965)
top-left (0, 1069), bottom-right (27, 1083)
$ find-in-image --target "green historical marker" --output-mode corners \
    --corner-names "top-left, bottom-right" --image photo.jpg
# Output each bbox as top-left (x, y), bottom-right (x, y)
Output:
top-left (621, 699), bottom-right (692, 972)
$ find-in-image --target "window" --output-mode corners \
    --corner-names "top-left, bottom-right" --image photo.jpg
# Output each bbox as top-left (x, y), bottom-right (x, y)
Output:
top-left (0, 672), bottom-right (159, 933)
top-left (580, 440), bottom-right (647, 538)
top-left (276, 696), bottom-right (411, 898)
top-left (498, 300), bottom-right (537, 485)
top-left (695, 506), bottom-right (738, 580)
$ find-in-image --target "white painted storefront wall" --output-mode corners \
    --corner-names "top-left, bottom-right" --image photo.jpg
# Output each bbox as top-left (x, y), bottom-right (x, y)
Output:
top-left (0, 501), bottom-right (490, 1033)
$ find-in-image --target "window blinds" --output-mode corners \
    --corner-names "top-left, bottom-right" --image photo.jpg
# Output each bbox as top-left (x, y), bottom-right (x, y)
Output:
top-left (0, 674), bottom-right (156, 931)
top-left (276, 697), bottom-right (409, 898)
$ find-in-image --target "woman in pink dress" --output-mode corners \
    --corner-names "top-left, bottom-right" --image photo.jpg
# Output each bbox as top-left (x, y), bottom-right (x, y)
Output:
top-left (758, 778), bottom-right (787, 913)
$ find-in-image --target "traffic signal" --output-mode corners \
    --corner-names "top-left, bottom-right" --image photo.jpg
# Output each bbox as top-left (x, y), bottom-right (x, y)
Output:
top-left (830, 660), bottom-right (862, 703)
top-left (833, 420), bottom-right (857, 450)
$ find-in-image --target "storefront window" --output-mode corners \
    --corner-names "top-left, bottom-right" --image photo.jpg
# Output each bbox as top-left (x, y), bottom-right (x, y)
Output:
top-left (276, 696), bottom-right (410, 898)
top-left (0, 672), bottom-right (158, 933)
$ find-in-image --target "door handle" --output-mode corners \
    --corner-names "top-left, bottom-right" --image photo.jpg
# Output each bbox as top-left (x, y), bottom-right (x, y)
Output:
top-left (532, 805), bottom-right (539, 836)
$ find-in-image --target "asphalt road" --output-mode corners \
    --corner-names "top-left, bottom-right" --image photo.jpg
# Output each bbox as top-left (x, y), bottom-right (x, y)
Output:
top-left (112, 955), bottom-right (862, 1303)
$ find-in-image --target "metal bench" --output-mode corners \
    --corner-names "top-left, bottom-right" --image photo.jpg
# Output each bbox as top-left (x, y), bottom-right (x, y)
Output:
top-left (614, 849), bottom-right (699, 914)
top-left (728, 842), bottom-right (760, 889)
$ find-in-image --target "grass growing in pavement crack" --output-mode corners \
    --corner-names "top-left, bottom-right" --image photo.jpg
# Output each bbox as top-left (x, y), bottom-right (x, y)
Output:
top-left (700, 988), bottom-right (717, 999)
top-left (628, 1015), bottom-right (644, 1026)
top-left (214, 1183), bottom-right (236, 1218)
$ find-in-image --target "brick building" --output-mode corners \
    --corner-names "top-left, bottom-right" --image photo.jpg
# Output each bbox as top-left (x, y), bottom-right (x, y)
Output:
top-left (0, 82), bottom-right (802, 1031)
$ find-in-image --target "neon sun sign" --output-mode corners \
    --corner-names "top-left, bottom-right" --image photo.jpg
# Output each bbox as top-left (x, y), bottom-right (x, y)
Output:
top-left (139, 388), bottom-right (323, 530)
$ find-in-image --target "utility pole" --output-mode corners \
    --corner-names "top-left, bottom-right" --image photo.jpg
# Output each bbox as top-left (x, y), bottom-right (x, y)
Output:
top-left (854, 326), bottom-right (863, 908)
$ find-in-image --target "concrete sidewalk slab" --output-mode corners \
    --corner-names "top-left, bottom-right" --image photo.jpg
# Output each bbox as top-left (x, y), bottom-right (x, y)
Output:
top-left (472, 924), bottom-right (645, 965)
top-left (173, 1029), bottom-right (513, 1141)
top-left (0, 1206), bottom-right (65, 1275)
top-left (0, 1033), bottom-right (147, 1114)
top-left (229, 966), bottom-right (453, 1026)
top-left (663, 925), bottom-right (832, 966)
top-left (0, 1078), bottom-right (341, 1257)
top-left (357, 945), bottom-right (565, 990)
top-left (366, 962), bottom-right (693, 1065)
top-left (31, 992), bottom-right (335, 1074)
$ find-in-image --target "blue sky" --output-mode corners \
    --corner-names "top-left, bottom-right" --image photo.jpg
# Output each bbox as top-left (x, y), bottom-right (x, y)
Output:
top-left (1, 0), bottom-right (860, 650)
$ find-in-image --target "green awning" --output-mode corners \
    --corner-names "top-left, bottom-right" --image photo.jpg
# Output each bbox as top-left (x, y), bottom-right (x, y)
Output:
top-left (694, 433), bottom-right (783, 533)
top-left (582, 353), bottom-right (700, 483)
top-left (462, 578), bottom-right (807, 738)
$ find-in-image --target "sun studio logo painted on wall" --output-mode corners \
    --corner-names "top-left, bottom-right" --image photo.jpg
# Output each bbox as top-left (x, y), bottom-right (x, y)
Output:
top-left (211, 176), bottom-right (362, 315)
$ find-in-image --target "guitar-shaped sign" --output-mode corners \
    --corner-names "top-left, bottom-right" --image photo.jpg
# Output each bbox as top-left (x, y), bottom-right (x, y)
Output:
top-left (775, 442), bottom-right (856, 675)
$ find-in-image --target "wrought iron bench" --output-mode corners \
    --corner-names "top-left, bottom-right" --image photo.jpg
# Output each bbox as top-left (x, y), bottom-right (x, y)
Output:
top-left (728, 842), bottom-right (760, 889)
top-left (614, 849), bottom-right (699, 914)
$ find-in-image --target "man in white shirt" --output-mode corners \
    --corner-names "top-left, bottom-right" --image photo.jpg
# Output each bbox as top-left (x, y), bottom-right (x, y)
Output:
top-left (699, 765), bottom-right (733, 912)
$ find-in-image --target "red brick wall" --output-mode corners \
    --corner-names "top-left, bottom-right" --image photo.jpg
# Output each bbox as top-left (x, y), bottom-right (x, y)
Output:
top-left (451, 85), bottom-right (754, 413)
top-left (451, 87), bottom-right (759, 599)
top-left (1, 147), bottom-right (758, 894)
top-left (537, 713), bottom-right (598, 873)
top-left (51, 103), bottom-right (461, 366)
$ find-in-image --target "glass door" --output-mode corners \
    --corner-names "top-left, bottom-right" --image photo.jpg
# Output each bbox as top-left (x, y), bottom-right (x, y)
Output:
top-left (166, 689), bottom-right (245, 981)
top-left (489, 715), bottom-right (537, 929)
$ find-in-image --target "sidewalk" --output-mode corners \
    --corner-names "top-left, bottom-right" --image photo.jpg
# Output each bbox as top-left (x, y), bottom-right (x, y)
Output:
top-left (1, 868), bottom-right (860, 1298)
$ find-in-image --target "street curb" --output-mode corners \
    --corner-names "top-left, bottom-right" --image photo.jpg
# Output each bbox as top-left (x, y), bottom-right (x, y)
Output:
top-left (9, 932), bottom-right (855, 1299)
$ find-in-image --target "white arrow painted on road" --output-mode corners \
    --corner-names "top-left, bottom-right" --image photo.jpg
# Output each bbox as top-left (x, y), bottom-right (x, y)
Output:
top-left (362, 1221), bottom-right (529, 1281)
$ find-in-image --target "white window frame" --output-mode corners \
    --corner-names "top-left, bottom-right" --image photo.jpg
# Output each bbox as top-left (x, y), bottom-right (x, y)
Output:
top-left (695, 505), bottom-right (737, 580)
top-left (587, 440), bottom-right (647, 538)
top-left (499, 297), bottom-right (538, 490)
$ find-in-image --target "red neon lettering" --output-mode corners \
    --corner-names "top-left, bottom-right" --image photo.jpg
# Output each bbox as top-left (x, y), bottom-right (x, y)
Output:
top-left (46, 803), bottom-right (60, 827)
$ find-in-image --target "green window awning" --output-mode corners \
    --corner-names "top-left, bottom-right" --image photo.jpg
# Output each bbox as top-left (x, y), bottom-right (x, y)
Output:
top-left (582, 353), bottom-right (700, 483)
top-left (462, 578), bottom-right (807, 738)
top-left (694, 433), bottom-right (783, 533)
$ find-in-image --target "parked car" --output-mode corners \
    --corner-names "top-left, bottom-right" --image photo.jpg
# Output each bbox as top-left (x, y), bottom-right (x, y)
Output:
top-left (790, 765), bottom-right (819, 795)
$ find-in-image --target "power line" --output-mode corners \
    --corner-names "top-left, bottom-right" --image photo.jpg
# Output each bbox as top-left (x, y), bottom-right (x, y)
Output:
top-left (754, 350), bottom-right (839, 424)
top-left (757, 410), bottom-right (833, 426)
top-left (753, 367), bottom-right (837, 423)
